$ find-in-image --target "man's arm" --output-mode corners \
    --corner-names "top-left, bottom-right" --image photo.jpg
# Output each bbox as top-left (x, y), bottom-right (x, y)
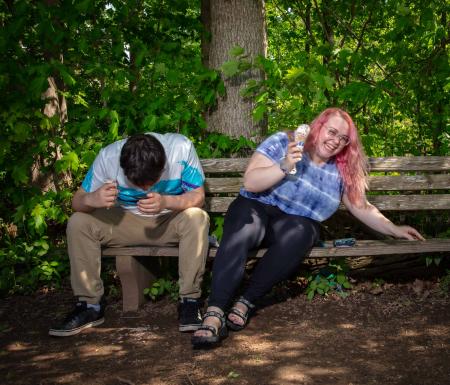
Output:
top-left (72, 182), bottom-right (118, 213)
top-left (136, 186), bottom-right (205, 215)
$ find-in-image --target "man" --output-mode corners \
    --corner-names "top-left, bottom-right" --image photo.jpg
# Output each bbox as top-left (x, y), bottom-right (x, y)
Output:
top-left (49, 133), bottom-right (209, 336)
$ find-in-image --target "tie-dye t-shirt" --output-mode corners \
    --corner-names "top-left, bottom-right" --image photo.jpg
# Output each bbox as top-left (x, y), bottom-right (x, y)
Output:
top-left (81, 133), bottom-right (204, 217)
top-left (240, 132), bottom-right (343, 222)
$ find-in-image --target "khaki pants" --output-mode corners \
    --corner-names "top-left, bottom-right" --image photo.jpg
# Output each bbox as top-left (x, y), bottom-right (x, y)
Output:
top-left (66, 207), bottom-right (209, 304)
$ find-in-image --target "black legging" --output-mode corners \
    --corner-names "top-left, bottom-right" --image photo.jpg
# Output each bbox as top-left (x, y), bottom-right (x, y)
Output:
top-left (208, 195), bottom-right (320, 309)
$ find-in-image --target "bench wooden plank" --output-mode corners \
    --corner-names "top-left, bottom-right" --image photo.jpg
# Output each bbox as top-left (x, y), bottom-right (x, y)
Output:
top-left (205, 194), bottom-right (450, 212)
top-left (367, 174), bottom-right (450, 190)
top-left (368, 156), bottom-right (450, 172)
top-left (102, 238), bottom-right (450, 259)
top-left (205, 174), bottom-right (450, 193)
top-left (201, 156), bottom-right (450, 173)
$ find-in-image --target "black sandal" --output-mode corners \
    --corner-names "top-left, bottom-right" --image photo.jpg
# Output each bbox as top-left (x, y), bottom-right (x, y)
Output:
top-left (226, 297), bottom-right (255, 331)
top-left (191, 310), bottom-right (228, 349)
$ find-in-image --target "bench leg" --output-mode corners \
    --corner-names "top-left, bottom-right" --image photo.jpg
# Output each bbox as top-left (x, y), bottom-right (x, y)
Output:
top-left (116, 255), bottom-right (156, 312)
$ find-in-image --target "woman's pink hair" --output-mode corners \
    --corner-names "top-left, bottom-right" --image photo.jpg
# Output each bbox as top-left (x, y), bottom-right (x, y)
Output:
top-left (304, 107), bottom-right (368, 206)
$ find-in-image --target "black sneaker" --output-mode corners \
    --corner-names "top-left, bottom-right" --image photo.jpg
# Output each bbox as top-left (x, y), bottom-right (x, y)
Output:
top-left (49, 301), bottom-right (105, 337)
top-left (178, 298), bottom-right (202, 332)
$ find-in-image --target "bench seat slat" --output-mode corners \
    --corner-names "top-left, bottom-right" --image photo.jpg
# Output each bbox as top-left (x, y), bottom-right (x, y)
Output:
top-left (102, 239), bottom-right (450, 259)
top-left (201, 156), bottom-right (450, 173)
top-left (205, 174), bottom-right (450, 193)
top-left (205, 194), bottom-right (450, 212)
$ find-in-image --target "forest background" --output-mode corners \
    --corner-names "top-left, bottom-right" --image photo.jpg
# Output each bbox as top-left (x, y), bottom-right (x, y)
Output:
top-left (0, 0), bottom-right (449, 297)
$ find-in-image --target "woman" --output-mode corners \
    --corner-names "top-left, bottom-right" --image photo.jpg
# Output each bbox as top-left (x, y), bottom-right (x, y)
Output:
top-left (192, 108), bottom-right (424, 348)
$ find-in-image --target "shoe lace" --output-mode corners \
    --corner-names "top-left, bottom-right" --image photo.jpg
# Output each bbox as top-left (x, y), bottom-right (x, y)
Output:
top-left (64, 302), bottom-right (87, 322)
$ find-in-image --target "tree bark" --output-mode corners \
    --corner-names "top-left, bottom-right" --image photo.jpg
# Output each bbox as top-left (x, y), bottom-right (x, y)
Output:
top-left (202, 0), bottom-right (267, 141)
top-left (32, 0), bottom-right (71, 192)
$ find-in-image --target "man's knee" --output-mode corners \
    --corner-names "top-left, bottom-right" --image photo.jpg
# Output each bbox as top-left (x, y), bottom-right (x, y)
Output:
top-left (177, 207), bottom-right (210, 230)
top-left (66, 212), bottom-right (93, 237)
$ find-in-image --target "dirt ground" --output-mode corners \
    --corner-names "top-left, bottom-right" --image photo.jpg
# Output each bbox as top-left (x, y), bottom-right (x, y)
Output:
top-left (1, 276), bottom-right (449, 385)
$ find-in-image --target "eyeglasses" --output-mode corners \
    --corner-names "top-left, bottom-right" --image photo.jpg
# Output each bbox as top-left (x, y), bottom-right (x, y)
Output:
top-left (325, 127), bottom-right (350, 146)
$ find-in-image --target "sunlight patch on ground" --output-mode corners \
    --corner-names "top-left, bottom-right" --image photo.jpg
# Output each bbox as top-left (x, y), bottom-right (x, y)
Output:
top-left (409, 345), bottom-right (427, 352)
top-left (240, 355), bottom-right (272, 366)
top-left (31, 352), bottom-right (72, 361)
top-left (399, 329), bottom-right (420, 337)
top-left (235, 334), bottom-right (306, 352)
top-left (273, 364), bottom-right (348, 384)
top-left (77, 344), bottom-right (125, 357)
top-left (360, 339), bottom-right (383, 351)
top-left (55, 372), bottom-right (84, 384)
top-left (426, 325), bottom-right (450, 337)
top-left (5, 341), bottom-right (33, 351)
top-left (338, 323), bottom-right (356, 329)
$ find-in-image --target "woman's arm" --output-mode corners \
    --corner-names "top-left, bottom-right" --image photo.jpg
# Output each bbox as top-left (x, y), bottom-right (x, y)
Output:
top-left (342, 193), bottom-right (425, 240)
top-left (244, 142), bottom-right (303, 193)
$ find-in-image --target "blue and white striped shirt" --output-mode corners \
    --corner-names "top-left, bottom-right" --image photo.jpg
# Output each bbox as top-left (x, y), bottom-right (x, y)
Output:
top-left (240, 132), bottom-right (343, 222)
top-left (81, 133), bottom-right (204, 217)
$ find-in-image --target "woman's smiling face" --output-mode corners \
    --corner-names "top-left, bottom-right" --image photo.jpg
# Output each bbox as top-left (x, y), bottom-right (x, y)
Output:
top-left (310, 114), bottom-right (350, 164)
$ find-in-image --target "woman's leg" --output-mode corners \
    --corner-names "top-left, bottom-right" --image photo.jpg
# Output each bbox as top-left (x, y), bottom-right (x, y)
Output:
top-left (193, 196), bottom-right (268, 339)
top-left (207, 196), bottom-right (269, 309)
top-left (228, 210), bottom-right (319, 325)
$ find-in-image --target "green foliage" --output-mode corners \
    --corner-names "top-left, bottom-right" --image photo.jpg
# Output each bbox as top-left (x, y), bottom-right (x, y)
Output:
top-left (439, 269), bottom-right (450, 296)
top-left (211, 215), bottom-right (225, 242)
top-left (193, 133), bottom-right (255, 159)
top-left (425, 256), bottom-right (442, 267)
top-left (143, 277), bottom-right (179, 301)
top-left (0, 0), bottom-right (218, 296)
top-left (0, 230), bottom-right (69, 296)
top-left (260, 1), bottom-right (450, 156)
top-left (305, 259), bottom-right (352, 300)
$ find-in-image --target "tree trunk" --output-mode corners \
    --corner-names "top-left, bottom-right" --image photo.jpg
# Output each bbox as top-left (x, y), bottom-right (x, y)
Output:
top-left (31, 0), bottom-right (71, 192)
top-left (201, 0), bottom-right (267, 141)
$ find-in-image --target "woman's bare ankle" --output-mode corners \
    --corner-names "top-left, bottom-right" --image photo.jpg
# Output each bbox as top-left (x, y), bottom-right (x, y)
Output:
top-left (193, 306), bottom-right (224, 337)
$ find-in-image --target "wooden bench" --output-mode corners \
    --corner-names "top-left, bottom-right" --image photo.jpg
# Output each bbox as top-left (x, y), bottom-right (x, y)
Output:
top-left (103, 156), bottom-right (450, 311)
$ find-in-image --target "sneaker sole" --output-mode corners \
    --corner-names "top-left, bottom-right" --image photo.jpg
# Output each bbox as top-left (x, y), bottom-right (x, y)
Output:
top-left (49, 318), bottom-right (105, 337)
top-left (179, 323), bottom-right (201, 332)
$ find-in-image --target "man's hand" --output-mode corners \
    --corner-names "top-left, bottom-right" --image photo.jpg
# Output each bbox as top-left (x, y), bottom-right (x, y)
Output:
top-left (88, 182), bottom-right (118, 209)
top-left (137, 192), bottom-right (167, 214)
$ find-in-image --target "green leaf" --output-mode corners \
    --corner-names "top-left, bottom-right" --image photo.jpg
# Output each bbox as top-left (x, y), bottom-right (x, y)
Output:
top-left (252, 105), bottom-right (266, 122)
top-left (58, 66), bottom-right (76, 87)
top-left (31, 204), bottom-right (46, 232)
top-left (229, 46), bottom-right (245, 57)
top-left (336, 274), bottom-right (346, 285)
top-left (221, 60), bottom-right (240, 77)
top-left (11, 164), bottom-right (29, 184)
top-left (284, 67), bottom-right (304, 81)
top-left (150, 287), bottom-right (159, 295)
top-left (227, 371), bottom-right (240, 378)
top-left (109, 110), bottom-right (120, 140)
top-left (342, 281), bottom-right (352, 289)
top-left (13, 122), bottom-right (32, 142)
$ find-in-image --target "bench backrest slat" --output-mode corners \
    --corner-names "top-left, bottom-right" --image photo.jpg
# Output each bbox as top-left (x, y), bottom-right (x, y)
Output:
top-left (205, 194), bottom-right (450, 213)
top-left (201, 156), bottom-right (450, 174)
top-left (205, 174), bottom-right (450, 193)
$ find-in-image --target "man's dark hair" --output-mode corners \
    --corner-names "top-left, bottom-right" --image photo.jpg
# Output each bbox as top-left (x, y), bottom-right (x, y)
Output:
top-left (120, 134), bottom-right (166, 187)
